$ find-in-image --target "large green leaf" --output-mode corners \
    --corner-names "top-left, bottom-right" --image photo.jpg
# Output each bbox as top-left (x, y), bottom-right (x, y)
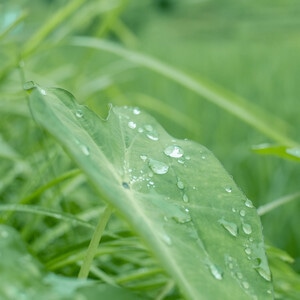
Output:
top-left (27, 82), bottom-right (273, 299)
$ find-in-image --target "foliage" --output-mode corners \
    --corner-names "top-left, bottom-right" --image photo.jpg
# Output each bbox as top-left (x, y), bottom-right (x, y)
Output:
top-left (1, 0), bottom-right (300, 299)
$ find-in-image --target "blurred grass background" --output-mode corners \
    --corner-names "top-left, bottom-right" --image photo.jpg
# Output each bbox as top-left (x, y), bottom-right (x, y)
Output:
top-left (1, 0), bottom-right (300, 279)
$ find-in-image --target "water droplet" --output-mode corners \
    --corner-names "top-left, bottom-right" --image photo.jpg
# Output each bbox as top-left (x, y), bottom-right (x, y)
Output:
top-left (219, 219), bottom-right (238, 237)
top-left (133, 107), bottom-right (141, 115)
top-left (183, 194), bottom-right (189, 203)
top-left (140, 155), bottom-right (147, 161)
top-left (146, 132), bottom-right (159, 141)
top-left (185, 155), bottom-right (191, 160)
top-left (75, 109), bottom-right (83, 118)
top-left (245, 247), bottom-right (252, 255)
top-left (245, 199), bottom-right (254, 208)
top-left (232, 208), bottom-right (237, 213)
top-left (201, 155), bottom-right (206, 160)
top-left (237, 272), bottom-right (243, 279)
top-left (256, 267), bottom-right (271, 282)
top-left (145, 124), bottom-right (153, 131)
top-left (225, 187), bottom-right (232, 193)
top-left (39, 88), bottom-right (47, 95)
top-left (240, 209), bottom-right (246, 217)
top-left (177, 179), bottom-right (185, 189)
top-left (177, 159), bottom-right (185, 164)
top-left (209, 264), bottom-right (223, 280)
top-left (128, 121), bottom-right (136, 129)
top-left (164, 145), bottom-right (184, 158)
top-left (138, 127), bottom-right (144, 133)
top-left (122, 182), bottom-right (130, 189)
top-left (148, 159), bottom-right (169, 175)
top-left (242, 223), bottom-right (252, 235)
top-left (242, 281), bottom-right (250, 289)
top-left (80, 144), bottom-right (90, 156)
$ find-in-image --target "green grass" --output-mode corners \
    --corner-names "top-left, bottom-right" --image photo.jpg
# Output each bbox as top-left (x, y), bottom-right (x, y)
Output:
top-left (1, 0), bottom-right (300, 299)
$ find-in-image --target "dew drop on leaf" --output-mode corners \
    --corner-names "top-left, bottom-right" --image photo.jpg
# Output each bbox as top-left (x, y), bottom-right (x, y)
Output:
top-left (133, 107), bottom-right (141, 115)
top-left (242, 223), bottom-right (252, 235)
top-left (128, 121), bottom-right (136, 129)
top-left (23, 81), bottom-right (36, 91)
top-left (183, 194), bottom-right (189, 203)
top-left (242, 281), bottom-right (250, 289)
top-left (208, 264), bottom-right (223, 280)
top-left (239, 209), bottom-right (246, 217)
top-left (80, 144), bottom-right (90, 156)
top-left (177, 179), bottom-right (185, 189)
top-left (164, 145), bottom-right (184, 158)
top-left (218, 218), bottom-right (238, 237)
top-left (225, 187), bottom-right (232, 193)
top-left (148, 159), bottom-right (169, 175)
top-left (122, 182), bottom-right (130, 189)
top-left (39, 88), bottom-right (47, 95)
top-left (245, 247), bottom-right (252, 255)
top-left (245, 199), bottom-right (254, 208)
top-left (0, 229), bottom-right (9, 238)
top-left (75, 109), bottom-right (83, 118)
top-left (140, 155), bottom-right (147, 161)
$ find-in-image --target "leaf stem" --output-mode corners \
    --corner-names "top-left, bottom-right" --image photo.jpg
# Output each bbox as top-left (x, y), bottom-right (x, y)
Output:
top-left (78, 204), bottom-right (113, 279)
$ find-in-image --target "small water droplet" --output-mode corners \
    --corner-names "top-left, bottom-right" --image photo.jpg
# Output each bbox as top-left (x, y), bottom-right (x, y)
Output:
top-left (245, 247), bottom-right (252, 255)
top-left (177, 158), bottom-right (185, 164)
top-left (242, 281), bottom-right (250, 289)
top-left (164, 216), bottom-right (169, 222)
top-left (164, 145), bottom-right (184, 158)
top-left (185, 155), bottom-right (191, 160)
top-left (232, 208), bottom-right (237, 213)
top-left (140, 155), bottom-right (147, 161)
top-left (146, 132), bottom-right (159, 141)
top-left (219, 219), bottom-right (238, 237)
top-left (128, 121), bottom-right (136, 129)
top-left (39, 88), bottom-right (47, 95)
top-left (183, 194), bottom-right (189, 203)
top-left (145, 125), bottom-right (153, 131)
top-left (75, 109), bottom-right (83, 118)
top-left (209, 264), bottom-right (223, 280)
top-left (225, 187), bottom-right (232, 193)
top-left (254, 262), bottom-right (272, 282)
top-left (148, 159), bottom-right (169, 175)
top-left (245, 199), bottom-right (254, 208)
top-left (122, 182), bottom-right (130, 189)
top-left (201, 155), bottom-right (206, 160)
top-left (237, 272), bottom-right (243, 279)
top-left (133, 107), bottom-right (141, 115)
top-left (242, 223), bottom-right (252, 235)
top-left (80, 145), bottom-right (90, 156)
top-left (240, 210), bottom-right (246, 217)
top-left (177, 179), bottom-right (185, 189)
top-left (138, 127), bottom-right (144, 133)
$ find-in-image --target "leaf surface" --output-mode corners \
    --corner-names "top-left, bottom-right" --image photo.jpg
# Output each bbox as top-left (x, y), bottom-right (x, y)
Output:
top-left (27, 83), bottom-right (273, 299)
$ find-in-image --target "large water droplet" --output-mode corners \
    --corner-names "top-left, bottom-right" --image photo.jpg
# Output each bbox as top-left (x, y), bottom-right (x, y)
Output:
top-left (164, 145), bottom-right (184, 158)
top-left (75, 109), bottom-right (83, 118)
top-left (209, 264), bottom-right (223, 280)
top-left (245, 199), bottom-right (254, 208)
top-left (219, 219), bottom-right (238, 237)
top-left (128, 121), bottom-right (136, 129)
top-left (242, 223), bottom-right (252, 235)
top-left (148, 159), bottom-right (169, 175)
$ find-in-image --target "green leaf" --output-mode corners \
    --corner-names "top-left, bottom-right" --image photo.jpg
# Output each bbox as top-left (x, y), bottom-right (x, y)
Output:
top-left (0, 225), bottom-right (141, 300)
top-left (27, 83), bottom-right (273, 299)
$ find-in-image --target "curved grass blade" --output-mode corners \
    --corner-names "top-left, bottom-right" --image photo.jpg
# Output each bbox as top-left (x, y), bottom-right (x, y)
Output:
top-left (27, 83), bottom-right (273, 299)
top-left (70, 36), bottom-right (298, 147)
